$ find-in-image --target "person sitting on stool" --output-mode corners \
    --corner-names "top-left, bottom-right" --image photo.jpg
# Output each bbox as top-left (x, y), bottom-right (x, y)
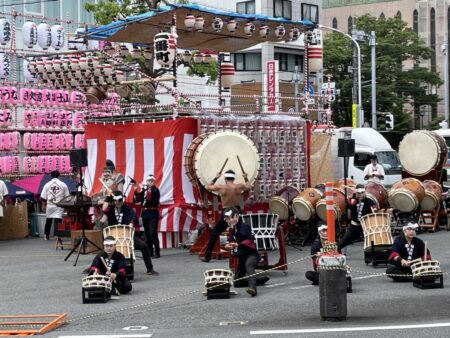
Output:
top-left (305, 223), bottom-right (328, 285)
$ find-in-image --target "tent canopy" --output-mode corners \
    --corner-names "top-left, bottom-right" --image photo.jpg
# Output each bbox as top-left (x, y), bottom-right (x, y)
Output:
top-left (86, 3), bottom-right (315, 52)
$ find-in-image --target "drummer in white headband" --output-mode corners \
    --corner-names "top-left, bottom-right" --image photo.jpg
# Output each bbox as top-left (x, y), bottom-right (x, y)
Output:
top-left (201, 169), bottom-right (252, 263)
top-left (305, 223), bottom-right (329, 285)
top-left (386, 222), bottom-right (432, 282)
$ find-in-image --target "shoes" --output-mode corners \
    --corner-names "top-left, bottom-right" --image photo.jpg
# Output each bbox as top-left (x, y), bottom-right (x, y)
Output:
top-left (256, 276), bottom-right (270, 286)
top-left (82, 267), bottom-right (90, 274)
top-left (201, 257), bottom-right (211, 263)
top-left (154, 254), bottom-right (161, 258)
top-left (44, 236), bottom-right (49, 241)
top-left (246, 287), bottom-right (257, 297)
top-left (146, 269), bottom-right (159, 276)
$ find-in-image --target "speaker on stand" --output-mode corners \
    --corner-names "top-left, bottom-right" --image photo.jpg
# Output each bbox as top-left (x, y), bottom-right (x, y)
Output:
top-left (338, 138), bottom-right (355, 239)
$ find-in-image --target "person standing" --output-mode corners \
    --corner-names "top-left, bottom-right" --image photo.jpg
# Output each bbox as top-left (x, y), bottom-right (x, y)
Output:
top-left (202, 169), bottom-right (252, 262)
top-left (363, 155), bottom-right (385, 183)
top-left (338, 184), bottom-right (376, 252)
top-left (40, 170), bottom-right (70, 240)
top-left (305, 223), bottom-right (328, 285)
top-left (101, 191), bottom-right (159, 275)
top-left (0, 178), bottom-right (8, 219)
top-left (133, 175), bottom-right (161, 258)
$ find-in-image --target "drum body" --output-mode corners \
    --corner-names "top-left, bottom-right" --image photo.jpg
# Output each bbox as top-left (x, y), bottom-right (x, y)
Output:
top-left (365, 182), bottom-right (388, 209)
top-left (240, 213), bottom-right (279, 251)
top-left (103, 225), bottom-right (135, 259)
top-left (360, 213), bottom-right (393, 250)
top-left (292, 188), bottom-right (323, 221)
top-left (334, 178), bottom-right (356, 189)
top-left (411, 260), bottom-right (442, 279)
top-left (184, 130), bottom-right (260, 192)
top-left (203, 269), bottom-right (234, 286)
top-left (388, 178), bottom-right (425, 212)
top-left (399, 131), bottom-right (448, 175)
top-left (82, 275), bottom-right (112, 293)
top-left (316, 188), bottom-right (347, 222)
top-left (421, 180), bottom-right (442, 210)
top-left (269, 186), bottom-right (299, 220)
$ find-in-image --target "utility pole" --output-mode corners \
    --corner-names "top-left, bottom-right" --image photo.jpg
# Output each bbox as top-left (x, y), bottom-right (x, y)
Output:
top-left (370, 31), bottom-right (376, 129)
top-left (352, 25), bottom-right (359, 127)
top-left (293, 65), bottom-right (300, 112)
top-left (444, 32), bottom-right (449, 128)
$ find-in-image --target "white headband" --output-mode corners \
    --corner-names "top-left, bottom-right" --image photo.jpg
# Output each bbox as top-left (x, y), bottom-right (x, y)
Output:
top-left (104, 238), bottom-right (117, 245)
top-left (318, 224), bottom-right (328, 232)
top-left (224, 172), bottom-right (236, 179)
top-left (403, 223), bottom-right (418, 231)
top-left (112, 194), bottom-right (123, 200)
top-left (224, 209), bottom-right (233, 217)
top-left (146, 175), bottom-right (155, 181)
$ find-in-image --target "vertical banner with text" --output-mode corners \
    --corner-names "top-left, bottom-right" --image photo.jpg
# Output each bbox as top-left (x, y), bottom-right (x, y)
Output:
top-left (352, 104), bottom-right (357, 128)
top-left (264, 60), bottom-right (279, 112)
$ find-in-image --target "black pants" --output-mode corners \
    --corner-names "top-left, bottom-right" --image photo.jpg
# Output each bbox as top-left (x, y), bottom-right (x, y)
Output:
top-left (115, 277), bottom-right (132, 294)
top-left (385, 265), bottom-right (414, 282)
top-left (142, 212), bottom-right (160, 256)
top-left (305, 270), bottom-right (319, 285)
top-left (44, 218), bottom-right (62, 239)
top-left (133, 236), bottom-right (153, 271)
top-left (338, 224), bottom-right (363, 252)
top-left (204, 215), bottom-right (228, 260)
top-left (233, 255), bottom-right (258, 289)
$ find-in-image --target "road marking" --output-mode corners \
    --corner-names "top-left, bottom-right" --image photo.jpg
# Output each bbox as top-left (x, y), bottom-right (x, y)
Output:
top-left (250, 322), bottom-right (450, 335)
top-left (123, 326), bottom-right (149, 331)
top-left (264, 282), bottom-right (287, 288)
top-left (219, 320), bottom-right (248, 326)
top-left (58, 335), bottom-right (152, 338)
top-left (290, 285), bottom-right (314, 290)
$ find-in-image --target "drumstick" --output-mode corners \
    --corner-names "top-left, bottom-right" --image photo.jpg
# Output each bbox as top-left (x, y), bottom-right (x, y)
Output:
top-left (99, 178), bottom-right (112, 193)
top-left (219, 158), bottom-right (229, 174)
top-left (100, 256), bottom-right (121, 296)
top-left (236, 155), bottom-right (245, 174)
top-left (423, 241), bottom-right (428, 261)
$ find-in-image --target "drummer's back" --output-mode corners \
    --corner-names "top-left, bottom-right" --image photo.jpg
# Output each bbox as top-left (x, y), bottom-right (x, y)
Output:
top-left (219, 184), bottom-right (245, 208)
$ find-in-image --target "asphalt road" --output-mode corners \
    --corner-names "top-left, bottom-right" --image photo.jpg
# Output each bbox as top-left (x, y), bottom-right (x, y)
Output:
top-left (1, 228), bottom-right (450, 338)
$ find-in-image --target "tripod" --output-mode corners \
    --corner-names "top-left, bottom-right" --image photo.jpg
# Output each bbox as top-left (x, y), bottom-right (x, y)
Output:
top-left (64, 166), bottom-right (102, 266)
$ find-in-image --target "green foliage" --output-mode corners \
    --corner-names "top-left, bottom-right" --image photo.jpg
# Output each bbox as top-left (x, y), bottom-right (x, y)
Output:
top-left (324, 14), bottom-right (442, 132)
top-left (185, 59), bottom-right (218, 84)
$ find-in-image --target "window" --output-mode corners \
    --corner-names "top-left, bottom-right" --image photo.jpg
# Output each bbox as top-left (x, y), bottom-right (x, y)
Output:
top-left (81, 0), bottom-right (96, 23)
top-left (413, 9), bottom-right (418, 34)
top-left (380, 13), bottom-right (385, 19)
top-left (275, 53), bottom-right (303, 72)
top-left (236, 1), bottom-right (255, 14)
top-left (25, 1), bottom-right (42, 14)
top-left (274, 0), bottom-right (292, 20)
top-left (231, 53), bottom-right (261, 71)
top-left (332, 17), bottom-right (338, 29)
top-left (348, 16), bottom-right (353, 34)
top-left (302, 4), bottom-right (319, 23)
top-left (45, 1), bottom-right (60, 19)
top-left (395, 11), bottom-right (402, 19)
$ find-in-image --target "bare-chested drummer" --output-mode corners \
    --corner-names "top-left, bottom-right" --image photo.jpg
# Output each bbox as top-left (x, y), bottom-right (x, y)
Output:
top-left (201, 169), bottom-right (252, 262)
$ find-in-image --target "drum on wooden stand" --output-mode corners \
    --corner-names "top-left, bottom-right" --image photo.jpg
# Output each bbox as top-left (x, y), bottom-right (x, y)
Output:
top-left (291, 188), bottom-right (323, 221)
top-left (365, 182), bottom-right (388, 210)
top-left (269, 186), bottom-right (299, 220)
top-left (183, 130), bottom-right (260, 192)
top-left (388, 178), bottom-right (425, 212)
top-left (360, 213), bottom-right (393, 250)
top-left (421, 180), bottom-right (442, 210)
top-left (316, 188), bottom-right (349, 222)
top-left (399, 131), bottom-right (448, 176)
top-left (103, 225), bottom-right (135, 260)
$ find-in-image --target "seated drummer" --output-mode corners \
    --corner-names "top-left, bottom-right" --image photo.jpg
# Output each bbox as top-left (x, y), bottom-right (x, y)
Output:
top-left (338, 184), bottom-right (377, 252)
top-left (305, 223), bottom-right (328, 285)
top-left (89, 236), bottom-right (132, 295)
top-left (386, 222), bottom-right (431, 282)
top-left (101, 191), bottom-right (159, 276)
top-left (201, 169), bottom-right (252, 263)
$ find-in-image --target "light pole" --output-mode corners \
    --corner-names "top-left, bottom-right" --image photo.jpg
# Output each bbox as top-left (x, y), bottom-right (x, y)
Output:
top-left (442, 32), bottom-right (449, 128)
top-left (318, 24), bottom-right (362, 128)
top-left (369, 31), bottom-right (376, 129)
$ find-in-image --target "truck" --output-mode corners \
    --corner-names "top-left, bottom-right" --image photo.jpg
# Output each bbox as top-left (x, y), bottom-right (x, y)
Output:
top-left (330, 127), bottom-right (402, 187)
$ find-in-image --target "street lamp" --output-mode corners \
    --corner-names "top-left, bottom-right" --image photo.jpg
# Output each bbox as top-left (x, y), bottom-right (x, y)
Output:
top-left (318, 24), bottom-right (362, 128)
top-left (441, 32), bottom-right (449, 128)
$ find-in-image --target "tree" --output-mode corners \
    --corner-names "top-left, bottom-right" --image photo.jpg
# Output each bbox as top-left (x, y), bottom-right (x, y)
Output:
top-left (84, 0), bottom-right (217, 104)
top-left (323, 14), bottom-right (442, 132)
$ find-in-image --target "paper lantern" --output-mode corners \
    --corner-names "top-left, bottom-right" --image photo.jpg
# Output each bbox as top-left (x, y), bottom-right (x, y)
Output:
top-left (259, 25), bottom-right (270, 38)
top-left (0, 133), bottom-right (3, 150)
top-left (182, 50), bottom-right (191, 63)
top-left (220, 62), bottom-right (235, 89)
top-left (37, 155), bottom-right (46, 173)
top-left (12, 156), bottom-right (20, 173)
top-left (74, 27), bottom-right (86, 50)
top-left (275, 25), bottom-right (285, 39)
top-left (244, 22), bottom-right (255, 36)
top-left (75, 133), bottom-right (84, 149)
top-left (184, 14), bottom-right (195, 31)
top-left (194, 16), bottom-right (204, 32)
top-left (2, 132), bottom-right (11, 150)
top-left (193, 52), bottom-right (203, 64)
top-left (23, 59), bottom-right (37, 82)
top-left (227, 19), bottom-right (237, 33)
top-left (119, 44), bottom-right (129, 57)
top-left (50, 24), bottom-right (65, 50)
top-left (63, 155), bottom-right (72, 173)
top-left (0, 18), bottom-right (11, 45)
top-left (131, 48), bottom-right (141, 59)
top-left (52, 134), bottom-right (60, 151)
top-left (37, 22), bottom-right (51, 50)
top-left (212, 17), bottom-right (223, 32)
top-left (154, 32), bottom-right (176, 67)
top-left (289, 28), bottom-right (300, 41)
top-left (0, 53), bottom-right (10, 79)
top-left (203, 53), bottom-right (212, 64)
top-left (22, 21), bottom-right (38, 48)
top-left (23, 156), bottom-right (33, 174)
top-left (10, 131), bottom-right (20, 149)
top-left (308, 45), bottom-right (323, 73)
top-left (2, 156), bottom-right (12, 174)
top-left (1, 109), bottom-right (12, 126)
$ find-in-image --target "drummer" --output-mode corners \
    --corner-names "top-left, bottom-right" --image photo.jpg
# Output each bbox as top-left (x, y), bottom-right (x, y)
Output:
top-left (338, 183), bottom-right (377, 252)
top-left (88, 235), bottom-right (132, 295)
top-left (386, 222), bottom-right (431, 282)
top-left (363, 155), bottom-right (385, 184)
top-left (201, 169), bottom-right (252, 263)
top-left (305, 223), bottom-right (328, 285)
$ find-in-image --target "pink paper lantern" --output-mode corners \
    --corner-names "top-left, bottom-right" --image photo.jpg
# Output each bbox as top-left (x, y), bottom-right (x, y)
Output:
top-left (32, 156), bottom-right (38, 173)
top-left (3, 108), bottom-right (12, 127)
top-left (0, 133), bottom-right (3, 150)
top-left (2, 156), bottom-right (11, 174)
top-left (30, 133), bottom-right (39, 150)
top-left (37, 155), bottom-right (46, 173)
top-left (52, 133), bottom-right (60, 151)
top-left (12, 155), bottom-right (20, 173)
top-left (53, 155), bottom-right (60, 172)
top-left (46, 132), bottom-right (54, 150)
top-left (74, 133), bottom-right (84, 149)
top-left (46, 155), bottom-right (54, 172)
top-left (23, 156), bottom-right (33, 173)
top-left (65, 112), bottom-right (73, 129)
top-left (23, 110), bottom-right (32, 128)
top-left (10, 131), bottom-right (20, 150)
top-left (2, 132), bottom-right (11, 150)
top-left (73, 112), bottom-right (85, 129)
top-left (23, 132), bottom-right (32, 149)
top-left (63, 155), bottom-right (72, 173)
top-left (20, 88), bottom-right (31, 106)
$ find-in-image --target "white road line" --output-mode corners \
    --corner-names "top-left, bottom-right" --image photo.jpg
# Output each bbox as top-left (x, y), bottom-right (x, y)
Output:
top-left (250, 322), bottom-right (450, 335)
top-left (290, 285), bottom-right (315, 290)
top-left (58, 335), bottom-right (152, 338)
top-left (264, 282), bottom-right (288, 288)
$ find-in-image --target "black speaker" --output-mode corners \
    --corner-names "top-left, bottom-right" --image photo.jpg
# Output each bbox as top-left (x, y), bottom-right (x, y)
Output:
top-left (338, 139), bottom-right (355, 157)
top-left (70, 149), bottom-right (88, 167)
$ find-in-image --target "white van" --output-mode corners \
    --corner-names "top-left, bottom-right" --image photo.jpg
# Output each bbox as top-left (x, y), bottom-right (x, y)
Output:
top-left (331, 127), bottom-right (402, 187)
top-left (432, 128), bottom-right (450, 184)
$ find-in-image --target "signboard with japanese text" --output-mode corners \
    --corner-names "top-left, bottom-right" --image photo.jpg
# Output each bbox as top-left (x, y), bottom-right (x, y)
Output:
top-left (264, 60), bottom-right (279, 112)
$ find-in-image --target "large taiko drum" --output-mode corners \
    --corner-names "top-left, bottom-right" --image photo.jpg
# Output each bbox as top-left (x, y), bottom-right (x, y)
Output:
top-left (360, 213), bottom-right (393, 250)
top-left (388, 178), bottom-right (425, 212)
top-left (334, 178), bottom-right (356, 189)
top-left (183, 130), bottom-right (260, 192)
top-left (316, 188), bottom-right (348, 222)
top-left (269, 186), bottom-right (299, 220)
top-left (291, 188), bottom-right (323, 221)
top-left (421, 180), bottom-right (442, 210)
top-left (365, 182), bottom-right (388, 209)
top-left (399, 131), bottom-right (448, 175)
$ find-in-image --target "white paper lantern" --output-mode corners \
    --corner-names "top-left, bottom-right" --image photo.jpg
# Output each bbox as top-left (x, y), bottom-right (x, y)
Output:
top-left (194, 16), bottom-right (204, 32)
top-left (0, 53), bottom-right (10, 79)
top-left (212, 17), bottom-right (223, 32)
top-left (182, 50), bottom-right (191, 63)
top-left (154, 32), bottom-right (176, 67)
top-left (87, 39), bottom-right (99, 50)
top-left (259, 25), bottom-right (270, 38)
top-left (22, 21), bottom-right (38, 48)
top-left (227, 19), bottom-right (237, 33)
top-left (0, 18), bottom-right (11, 45)
top-left (289, 28), bottom-right (300, 41)
top-left (23, 59), bottom-right (37, 82)
top-left (275, 25), bottom-right (285, 39)
top-left (184, 14), bottom-right (195, 31)
top-left (220, 62), bottom-right (235, 89)
top-left (244, 22), bottom-right (255, 36)
top-left (193, 52), bottom-right (203, 64)
top-left (50, 24), bottom-right (65, 50)
top-left (37, 22), bottom-right (52, 50)
top-left (308, 45), bottom-right (323, 73)
top-left (74, 27), bottom-right (86, 50)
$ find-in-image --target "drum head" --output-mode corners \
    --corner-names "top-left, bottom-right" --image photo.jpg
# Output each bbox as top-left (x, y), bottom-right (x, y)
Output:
top-left (399, 131), bottom-right (439, 175)
top-left (292, 199), bottom-right (313, 221)
top-left (388, 189), bottom-right (418, 212)
top-left (421, 192), bottom-right (439, 211)
top-left (194, 130), bottom-right (260, 191)
top-left (269, 197), bottom-right (289, 220)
